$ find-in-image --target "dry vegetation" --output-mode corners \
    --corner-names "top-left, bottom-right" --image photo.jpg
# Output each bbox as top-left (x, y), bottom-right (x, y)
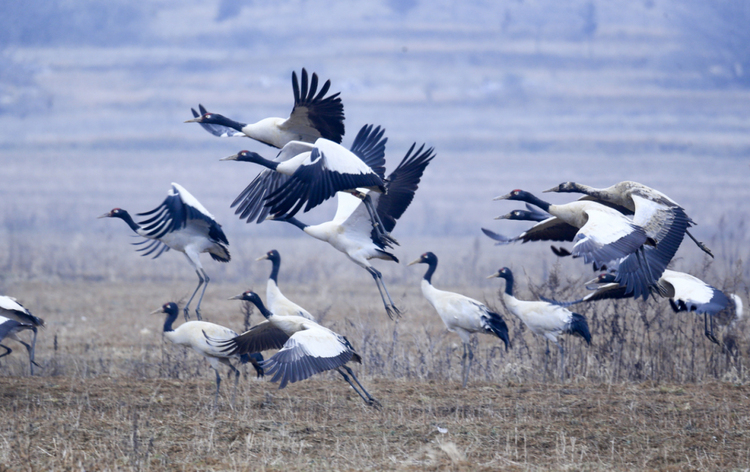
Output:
top-left (0, 239), bottom-right (748, 470)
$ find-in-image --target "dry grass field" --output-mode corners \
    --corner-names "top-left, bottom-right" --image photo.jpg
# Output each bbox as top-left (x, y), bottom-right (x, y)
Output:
top-left (0, 246), bottom-right (748, 470)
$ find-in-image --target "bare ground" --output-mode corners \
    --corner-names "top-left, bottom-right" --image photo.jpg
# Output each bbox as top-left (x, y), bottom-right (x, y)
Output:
top-left (1, 376), bottom-right (749, 471)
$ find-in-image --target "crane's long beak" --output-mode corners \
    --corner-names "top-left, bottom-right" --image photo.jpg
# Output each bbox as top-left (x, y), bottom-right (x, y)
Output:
top-left (494, 212), bottom-right (513, 220)
top-left (493, 193), bottom-right (513, 201)
top-left (149, 307), bottom-right (164, 315)
top-left (97, 212), bottom-right (111, 219)
top-left (228, 293), bottom-right (245, 300)
top-left (220, 153), bottom-right (239, 161)
top-left (184, 117), bottom-right (201, 123)
top-left (486, 272), bottom-right (500, 279)
top-left (542, 185), bottom-right (561, 193)
top-left (407, 258), bottom-right (422, 266)
top-left (256, 254), bottom-right (270, 261)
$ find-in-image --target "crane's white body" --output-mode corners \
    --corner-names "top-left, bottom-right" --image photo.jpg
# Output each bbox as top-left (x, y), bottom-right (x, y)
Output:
top-left (501, 293), bottom-right (576, 344)
top-left (302, 192), bottom-right (391, 270)
top-left (164, 320), bottom-right (241, 371)
top-left (271, 139), bottom-right (379, 181)
top-left (266, 280), bottom-right (314, 320)
top-left (419, 280), bottom-right (493, 343)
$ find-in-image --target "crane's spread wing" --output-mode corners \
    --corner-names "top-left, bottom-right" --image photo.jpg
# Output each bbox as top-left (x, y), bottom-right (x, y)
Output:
top-left (0, 296), bottom-right (44, 328)
top-left (230, 143), bottom-right (313, 224)
top-left (260, 328), bottom-right (355, 389)
top-left (138, 183), bottom-right (228, 245)
top-left (664, 271), bottom-right (729, 315)
top-left (206, 320), bottom-right (289, 357)
top-left (284, 68), bottom-right (345, 145)
top-left (132, 238), bottom-right (171, 259)
top-left (484, 217), bottom-right (579, 245)
top-left (347, 124), bottom-right (387, 180)
top-left (190, 105), bottom-right (247, 138)
top-left (374, 142), bottom-right (435, 235)
top-left (572, 208), bottom-right (647, 266)
top-left (264, 141), bottom-right (384, 218)
top-left (0, 316), bottom-right (31, 341)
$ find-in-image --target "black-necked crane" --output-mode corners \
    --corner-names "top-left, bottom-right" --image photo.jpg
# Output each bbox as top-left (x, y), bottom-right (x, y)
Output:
top-left (561, 271), bottom-right (743, 345)
top-left (151, 302), bottom-right (262, 406)
top-left (543, 181), bottom-right (711, 257)
top-left (488, 267), bottom-right (591, 381)
top-left (99, 183), bottom-right (230, 321)
top-left (213, 291), bottom-right (380, 407)
top-left (257, 249), bottom-right (314, 320)
top-left (494, 189), bottom-right (667, 300)
top-left (223, 124), bottom-right (393, 244)
top-left (271, 142), bottom-right (436, 319)
top-left (0, 295), bottom-right (44, 374)
top-left (185, 68), bottom-right (345, 148)
top-left (408, 252), bottom-right (510, 388)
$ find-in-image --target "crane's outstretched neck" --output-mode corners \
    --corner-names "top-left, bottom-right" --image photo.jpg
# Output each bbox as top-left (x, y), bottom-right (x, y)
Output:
top-left (246, 296), bottom-right (274, 320)
top-left (114, 211), bottom-right (141, 233)
top-left (422, 259), bottom-right (437, 284)
top-left (269, 256), bottom-right (280, 283)
top-left (502, 272), bottom-right (514, 297)
top-left (162, 307), bottom-right (179, 333)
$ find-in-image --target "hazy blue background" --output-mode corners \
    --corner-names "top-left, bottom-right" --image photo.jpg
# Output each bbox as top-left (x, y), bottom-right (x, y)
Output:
top-left (1, 0), bottom-right (749, 287)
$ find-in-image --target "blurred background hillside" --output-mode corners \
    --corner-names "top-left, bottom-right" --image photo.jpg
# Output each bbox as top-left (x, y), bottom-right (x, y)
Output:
top-left (1, 0), bottom-right (748, 286)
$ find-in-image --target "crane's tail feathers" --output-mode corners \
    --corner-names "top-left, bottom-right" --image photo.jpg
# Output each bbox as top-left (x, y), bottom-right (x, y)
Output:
top-left (209, 243), bottom-right (231, 263)
top-left (484, 311), bottom-right (511, 351)
top-left (203, 331), bottom-right (240, 356)
top-left (540, 296), bottom-right (583, 307)
top-left (481, 227), bottom-right (514, 245)
top-left (241, 352), bottom-right (265, 378)
top-left (730, 294), bottom-right (743, 328)
top-left (567, 313), bottom-right (592, 345)
top-left (550, 246), bottom-right (572, 257)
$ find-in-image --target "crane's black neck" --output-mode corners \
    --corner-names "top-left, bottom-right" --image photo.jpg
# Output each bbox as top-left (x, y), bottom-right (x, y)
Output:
top-left (422, 259), bottom-right (437, 284)
top-left (502, 272), bottom-right (514, 297)
top-left (163, 309), bottom-right (179, 333)
top-left (269, 256), bottom-right (280, 283)
top-left (212, 114), bottom-right (247, 133)
top-left (521, 193), bottom-right (551, 213)
top-left (248, 297), bottom-right (274, 319)
top-left (278, 216), bottom-right (308, 232)
top-left (115, 211), bottom-right (141, 233)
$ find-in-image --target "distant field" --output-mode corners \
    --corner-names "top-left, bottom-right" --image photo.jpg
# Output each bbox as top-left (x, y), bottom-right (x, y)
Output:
top-left (0, 255), bottom-right (747, 470)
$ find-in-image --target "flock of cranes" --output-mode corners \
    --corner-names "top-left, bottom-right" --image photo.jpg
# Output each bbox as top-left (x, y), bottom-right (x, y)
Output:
top-left (1, 68), bottom-right (743, 407)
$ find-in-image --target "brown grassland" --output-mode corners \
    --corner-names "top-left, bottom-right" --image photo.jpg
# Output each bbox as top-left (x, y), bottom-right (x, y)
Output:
top-left (0, 245), bottom-right (748, 471)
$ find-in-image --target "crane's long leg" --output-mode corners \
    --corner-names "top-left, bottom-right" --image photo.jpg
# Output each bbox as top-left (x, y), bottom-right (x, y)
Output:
top-left (226, 362), bottom-right (241, 408)
top-left (211, 366), bottom-right (222, 408)
top-left (557, 341), bottom-right (565, 382)
top-left (15, 338), bottom-right (42, 371)
top-left (367, 267), bottom-right (401, 319)
top-left (361, 194), bottom-right (399, 247)
top-left (704, 313), bottom-right (720, 345)
top-left (337, 366), bottom-right (381, 408)
top-left (0, 344), bottom-right (11, 359)
top-left (686, 230), bottom-right (713, 258)
top-left (184, 270), bottom-right (206, 321)
top-left (461, 343), bottom-right (468, 388)
top-left (194, 269), bottom-right (211, 321)
top-left (544, 340), bottom-right (550, 381)
top-left (29, 328), bottom-right (38, 375)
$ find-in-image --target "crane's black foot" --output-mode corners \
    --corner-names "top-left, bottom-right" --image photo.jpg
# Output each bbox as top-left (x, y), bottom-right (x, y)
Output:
top-left (385, 304), bottom-right (402, 320)
top-left (697, 241), bottom-right (714, 258)
top-left (31, 359), bottom-right (42, 368)
top-left (183, 307), bottom-right (191, 322)
top-left (366, 397), bottom-right (383, 409)
top-left (378, 232), bottom-right (400, 247)
top-left (705, 330), bottom-right (721, 346)
top-left (194, 308), bottom-right (203, 321)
